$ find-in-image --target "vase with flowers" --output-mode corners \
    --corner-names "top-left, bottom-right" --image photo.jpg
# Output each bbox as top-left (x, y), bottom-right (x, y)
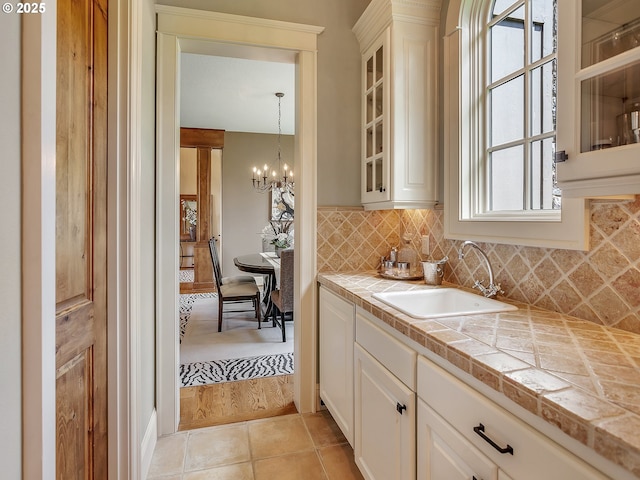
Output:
top-left (261, 220), bottom-right (293, 257)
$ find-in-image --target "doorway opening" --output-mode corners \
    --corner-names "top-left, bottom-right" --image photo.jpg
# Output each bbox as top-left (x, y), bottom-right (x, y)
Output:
top-left (176, 55), bottom-right (297, 429)
top-left (156, 6), bottom-right (323, 437)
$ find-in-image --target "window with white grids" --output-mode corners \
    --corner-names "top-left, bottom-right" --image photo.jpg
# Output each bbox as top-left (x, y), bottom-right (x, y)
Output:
top-left (444, 0), bottom-right (588, 250)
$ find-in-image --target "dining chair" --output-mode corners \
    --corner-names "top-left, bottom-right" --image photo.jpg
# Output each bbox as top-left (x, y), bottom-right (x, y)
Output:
top-left (209, 238), bottom-right (261, 332)
top-left (211, 237), bottom-right (257, 286)
top-left (270, 248), bottom-right (293, 342)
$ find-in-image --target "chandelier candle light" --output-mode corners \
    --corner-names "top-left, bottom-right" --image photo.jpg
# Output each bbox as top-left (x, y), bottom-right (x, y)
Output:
top-left (252, 92), bottom-right (294, 192)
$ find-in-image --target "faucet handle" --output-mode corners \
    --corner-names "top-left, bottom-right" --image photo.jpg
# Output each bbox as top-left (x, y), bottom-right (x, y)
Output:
top-left (487, 282), bottom-right (504, 298)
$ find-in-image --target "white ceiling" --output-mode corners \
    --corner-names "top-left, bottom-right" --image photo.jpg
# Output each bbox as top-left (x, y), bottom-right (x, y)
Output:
top-left (180, 53), bottom-right (296, 135)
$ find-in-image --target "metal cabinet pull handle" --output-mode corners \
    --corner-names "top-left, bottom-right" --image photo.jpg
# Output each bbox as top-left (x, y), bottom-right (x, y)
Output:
top-left (473, 423), bottom-right (513, 455)
top-left (396, 402), bottom-right (406, 414)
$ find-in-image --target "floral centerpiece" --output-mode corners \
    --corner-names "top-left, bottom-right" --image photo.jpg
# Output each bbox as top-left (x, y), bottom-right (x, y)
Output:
top-left (261, 220), bottom-right (294, 253)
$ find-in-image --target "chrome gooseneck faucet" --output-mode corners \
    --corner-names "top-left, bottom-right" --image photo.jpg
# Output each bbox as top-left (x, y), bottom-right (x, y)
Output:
top-left (458, 241), bottom-right (503, 298)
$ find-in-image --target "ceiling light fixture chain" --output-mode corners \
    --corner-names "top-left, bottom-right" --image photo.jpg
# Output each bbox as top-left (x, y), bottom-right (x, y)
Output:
top-left (252, 92), bottom-right (294, 193)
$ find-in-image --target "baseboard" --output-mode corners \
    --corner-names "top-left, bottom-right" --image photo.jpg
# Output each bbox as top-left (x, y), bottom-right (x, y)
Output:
top-left (316, 383), bottom-right (327, 411)
top-left (141, 409), bottom-right (158, 480)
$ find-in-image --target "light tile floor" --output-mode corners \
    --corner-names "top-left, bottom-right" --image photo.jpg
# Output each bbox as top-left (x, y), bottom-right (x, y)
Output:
top-left (147, 411), bottom-right (364, 480)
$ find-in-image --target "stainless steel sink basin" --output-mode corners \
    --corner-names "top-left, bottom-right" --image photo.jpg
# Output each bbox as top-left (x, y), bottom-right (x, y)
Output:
top-left (371, 288), bottom-right (517, 319)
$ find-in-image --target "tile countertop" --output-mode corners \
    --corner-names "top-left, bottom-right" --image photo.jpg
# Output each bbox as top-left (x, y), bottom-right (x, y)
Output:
top-left (317, 271), bottom-right (640, 478)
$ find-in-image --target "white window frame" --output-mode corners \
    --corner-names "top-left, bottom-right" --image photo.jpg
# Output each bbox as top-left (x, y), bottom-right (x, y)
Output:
top-left (444, 0), bottom-right (589, 250)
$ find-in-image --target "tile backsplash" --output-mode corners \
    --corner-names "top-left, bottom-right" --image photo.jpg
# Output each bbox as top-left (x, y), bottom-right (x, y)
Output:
top-left (317, 197), bottom-right (640, 335)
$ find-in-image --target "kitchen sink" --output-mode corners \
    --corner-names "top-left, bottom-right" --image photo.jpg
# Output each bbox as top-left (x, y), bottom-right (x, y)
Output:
top-left (371, 288), bottom-right (517, 319)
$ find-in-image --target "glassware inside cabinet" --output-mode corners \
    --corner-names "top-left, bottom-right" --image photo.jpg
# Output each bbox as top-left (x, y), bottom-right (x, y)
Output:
top-left (580, 0), bottom-right (640, 152)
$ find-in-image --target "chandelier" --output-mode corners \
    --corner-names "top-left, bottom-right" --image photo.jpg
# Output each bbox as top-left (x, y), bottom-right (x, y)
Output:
top-left (252, 92), bottom-right (294, 192)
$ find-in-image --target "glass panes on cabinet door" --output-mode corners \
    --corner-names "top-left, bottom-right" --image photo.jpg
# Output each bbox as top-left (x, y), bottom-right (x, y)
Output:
top-left (581, 0), bottom-right (640, 68)
top-left (375, 45), bottom-right (383, 81)
top-left (365, 157), bottom-right (385, 193)
top-left (364, 44), bottom-right (385, 194)
top-left (365, 122), bottom-right (384, 193)
top-left (580, 0), bottom-right (640, 152)
top-left (580, 61), bottom-right (640, 152)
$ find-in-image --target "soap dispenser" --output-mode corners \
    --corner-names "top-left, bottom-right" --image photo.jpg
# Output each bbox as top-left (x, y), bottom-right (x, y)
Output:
top-left (397, 233), bottom-right (418, 276)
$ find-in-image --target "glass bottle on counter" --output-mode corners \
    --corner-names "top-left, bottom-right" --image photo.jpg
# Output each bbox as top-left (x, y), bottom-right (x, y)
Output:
top-left (396, 234), bottom-right (419, 277)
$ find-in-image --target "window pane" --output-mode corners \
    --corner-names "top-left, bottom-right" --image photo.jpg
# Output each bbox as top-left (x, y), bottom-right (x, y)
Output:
top-left (530, 60), bottom-right (556, 136)
top-left (490, 75), bottom-right (524, 146)
top-left (531, 0), bottom-right (556, 63)
top-left (530, 137), bottom-right (555, 209)
top-left (491, 5), bottom-right (525, 82)
top-left (492, 0), bottom-right (515, 18)
top-left (490, 145), bottom-right (524, 210)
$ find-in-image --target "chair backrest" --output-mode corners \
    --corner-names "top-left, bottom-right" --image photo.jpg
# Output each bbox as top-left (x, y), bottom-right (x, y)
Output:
top-left (278, 248), bottom-right (294, 312)
top-left (208, 237), bottom-right (223, 290)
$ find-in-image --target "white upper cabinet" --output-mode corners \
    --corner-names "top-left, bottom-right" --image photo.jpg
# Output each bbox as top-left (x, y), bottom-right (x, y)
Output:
top-left (556, 0), bottom-right (640, 196)
top-left (353, 0), bottom-right (441, 210)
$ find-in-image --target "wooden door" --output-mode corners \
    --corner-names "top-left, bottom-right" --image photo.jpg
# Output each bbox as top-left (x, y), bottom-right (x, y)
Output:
top-left (55, 0), bottom-right (108, 478)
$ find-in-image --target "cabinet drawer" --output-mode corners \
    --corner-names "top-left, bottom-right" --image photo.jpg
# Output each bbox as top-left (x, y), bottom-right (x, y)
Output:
top-left (418, 398), bottom-right (498, 480)
top-left (417, 356), bottom-right (607, 480)
top-left (356, 308), bottom-right (416, 389)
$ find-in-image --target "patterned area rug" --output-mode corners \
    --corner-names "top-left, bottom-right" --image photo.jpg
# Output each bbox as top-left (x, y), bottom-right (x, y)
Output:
top-left (179, 292), bottom-right (216, 343)
top-left (179, 268), bottom-right (194, 283)
top-left (180, 352), bottom-right (294, 387)
top-left (179, 293), bottom-right (294, 386)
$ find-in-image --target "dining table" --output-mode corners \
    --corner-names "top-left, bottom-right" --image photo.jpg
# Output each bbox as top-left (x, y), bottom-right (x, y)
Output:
top-left (233, 252), bottom-right (281, 316)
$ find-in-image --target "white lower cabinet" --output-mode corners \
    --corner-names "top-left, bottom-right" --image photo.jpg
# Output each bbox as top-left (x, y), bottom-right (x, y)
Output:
top-left (354, 343), bottom-right (415, 480)
top-left (319, 287), bottom-right (355, 446)
top-left (418, 399), bottom-right (497, 480)
top-left (318, 288), bottom-right (617, 480)
top-left (417, 356), bottom-right (608, 480)
top-left (354, 307), bottom-right (417, 480)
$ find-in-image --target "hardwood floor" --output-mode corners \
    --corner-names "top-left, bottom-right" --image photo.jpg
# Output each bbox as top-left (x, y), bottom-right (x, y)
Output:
top-left (179, 374), bottom-right (297, 431)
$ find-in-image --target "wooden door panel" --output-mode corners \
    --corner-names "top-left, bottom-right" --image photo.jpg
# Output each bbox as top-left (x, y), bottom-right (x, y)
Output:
top-left (56, 303), bottom-right (95, 370)
top-left (56, 350), bottom-right (93, 480)
top-left (56, 0), bottom-right (108, 478)
top-left (55, 0), bottom-right (91, 307)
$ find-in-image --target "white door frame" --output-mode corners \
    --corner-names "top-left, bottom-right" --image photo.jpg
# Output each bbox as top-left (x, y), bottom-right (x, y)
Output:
top-left (156, 6), bottom-right (324, 435)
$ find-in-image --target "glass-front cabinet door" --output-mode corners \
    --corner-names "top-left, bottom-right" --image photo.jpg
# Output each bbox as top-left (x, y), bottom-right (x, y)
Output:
top-left (361, 32), bottom-right (390, 204)
top-left (556, 0), bottom-right (640, 196)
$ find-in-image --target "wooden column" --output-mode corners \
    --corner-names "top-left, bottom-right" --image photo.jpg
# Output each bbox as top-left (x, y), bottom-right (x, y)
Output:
top-left (180, 128), bottom-right (224, 292)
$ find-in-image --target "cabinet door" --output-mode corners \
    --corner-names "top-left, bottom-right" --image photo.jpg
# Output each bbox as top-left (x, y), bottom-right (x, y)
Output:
top-left (361, 29), bottom-right (390, 205)
top-left (354, 343), bottom-right (415, 480)
top-left (556, 0), bottom-right (640, 196)
top-left (418, 399), bottom-right (497, 480)
top-left (319, 287), bottom-right (355, 446)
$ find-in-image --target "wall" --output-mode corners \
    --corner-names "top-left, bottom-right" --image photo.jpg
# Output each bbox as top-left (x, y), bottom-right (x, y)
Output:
top-left (221, 132), bottom-right (294, 276)
top-left (317, 199), bottom-right (640, 335)
top-left (0, 11), bottom-right (22, 480)
top-left (155, 0), bottom-right (370, 206)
